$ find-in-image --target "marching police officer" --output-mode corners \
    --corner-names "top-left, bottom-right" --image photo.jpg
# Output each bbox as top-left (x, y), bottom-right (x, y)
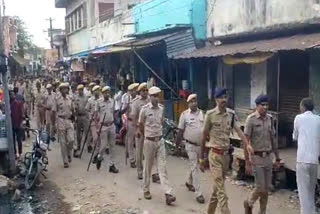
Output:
top-left (243, 94), bottom-right (281, 214)
top-left (200, 88), bottom-right (250, 214)
top-left (176, 94), bottom-right (205, 204)
top-left (127, 83), bottom-right (139, 168)
top-left (34, 81), bottom-right (46, 129)
top-left (73, 84), bottom-right (89, 157)
top-left (95, 86), bottom-right (119, 173)
top-left (52, 83), bottom-right (75, 168)
top-left (45, 84), bottom-right (55, 140)
top-left (138, 86), bottom-right (176, 205)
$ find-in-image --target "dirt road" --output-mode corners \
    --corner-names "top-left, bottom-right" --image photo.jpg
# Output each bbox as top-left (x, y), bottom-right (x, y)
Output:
top-left (27, 137), bottom-right (299, 214)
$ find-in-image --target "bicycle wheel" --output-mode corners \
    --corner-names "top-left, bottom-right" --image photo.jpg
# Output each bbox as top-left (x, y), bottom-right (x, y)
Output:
top-left (25, 160), bottom-right (40, 190)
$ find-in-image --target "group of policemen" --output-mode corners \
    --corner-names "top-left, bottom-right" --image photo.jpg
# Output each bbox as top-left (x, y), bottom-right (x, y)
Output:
top-left (26, 77), bottom-right (281, 213)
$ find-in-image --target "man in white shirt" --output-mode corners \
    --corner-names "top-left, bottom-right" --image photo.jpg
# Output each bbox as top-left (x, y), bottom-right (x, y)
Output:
top-left (293, 98), bottom-right (320, 214)
top-left (114, 85), bottom-right (123, 133)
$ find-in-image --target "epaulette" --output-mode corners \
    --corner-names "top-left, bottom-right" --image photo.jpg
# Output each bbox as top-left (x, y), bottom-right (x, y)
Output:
top-left (206, 109), bottom-right (216, 116)
top-left (247, 112), bottom-right (256, 119)
top-left (226, 108), bottom-right (235, 114)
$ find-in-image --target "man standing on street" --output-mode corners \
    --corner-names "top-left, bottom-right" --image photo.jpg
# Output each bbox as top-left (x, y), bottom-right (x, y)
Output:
top-left (127, 83), bottom-right (139, 168)
top-left (95, 86), bottom-right (119, 173)
top-left (200, 88), bottom-right (250, 214)
top-left (176, 94), bottom-right (205, 204)
top-left (52, 83), bottom-right (75, 168)
top-left (73, 84), bottom-right (89, 158)
top-left (293, 98), bottom-right (320, 214)
top-left (138, 86), bottom-right (176, 205)
top-left (10, 90), bottom-right (24, 159)
top-left (132, 83), bottom-right (149, 179)
top-left (243, 94), bottom-right (281, 214)
top-left (34, 81), bottom-right (46, 129)
top-left (45, 84), bottom-right (55, 140)
top-left (24, 80), bottom-right (33, 138)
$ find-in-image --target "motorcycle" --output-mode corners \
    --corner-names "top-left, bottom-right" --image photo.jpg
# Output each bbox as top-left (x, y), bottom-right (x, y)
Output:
top-left (24, 128), bottom-right (50, 190)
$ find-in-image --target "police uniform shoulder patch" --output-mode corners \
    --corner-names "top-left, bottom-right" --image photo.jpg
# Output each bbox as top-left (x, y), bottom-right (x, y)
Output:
top-left (247, 112), bottom-right (256, 119)
top-left (206, 109), bottom-right (216, 115)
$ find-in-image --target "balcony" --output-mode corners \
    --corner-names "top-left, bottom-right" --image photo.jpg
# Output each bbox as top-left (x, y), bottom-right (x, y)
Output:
top-left (55, 0), bottom-right (67, 8)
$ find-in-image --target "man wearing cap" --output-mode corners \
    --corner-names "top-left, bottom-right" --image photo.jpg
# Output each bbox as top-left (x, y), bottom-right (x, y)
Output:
top-left (85, 85), bottom-right (101, 154)
top-left (45, 84), bottom-right (56, 140)
top-left (126, 82), bottom-right (139, 168)
top-left (95, 86), bottom-right (119, 173)
top-left (243, 94), bottom-right (281, 214)
top-left (132, 83), bottom-right (150, 178)
top-left (34, 81), bottom-right (46, 129)
top-left (73, 84), bottom-right (89, 157)
top-left (176, 94), bottom-right (205, 204)
top-left (86, 82), bottom-right (96, 98)
top-left (200, 87), bottom-right (250, 214)
top-left (52, 83), bottom-right (75, 168)
top-left (138, 86), bottom-right (176, 205)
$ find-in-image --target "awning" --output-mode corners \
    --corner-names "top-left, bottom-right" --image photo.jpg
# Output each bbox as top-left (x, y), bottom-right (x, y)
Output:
top-left (174, 33), bottom-right (320, 59)
top-left (91, 46), bottom-right (131, 56)
top-left (11, 55), bottom-right (29, 66)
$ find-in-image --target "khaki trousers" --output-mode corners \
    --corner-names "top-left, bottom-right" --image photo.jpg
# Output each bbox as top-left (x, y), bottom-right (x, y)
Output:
top-left (45, 110), bottom-right (54, 137)
top-left (24, 101), bottom-right (32, 117)
top-left (58, 126), bottom-right (74, 164)
top-left (98, 125), bottom-right (116, 167)
top-left (76, 115), bottom-right (89, 150)
top-left (207, 150), bottom-right (230, 214)
top-left (185, 142), bottom-right (202, 197)
top-left (36, 107), bottom-right (45, 129)
top-left (127, 120), bottom-right (136, 163)
top-left (136, 135), bottom-right (144, 175)
top-left (143, 138), bottom-right (173, 195)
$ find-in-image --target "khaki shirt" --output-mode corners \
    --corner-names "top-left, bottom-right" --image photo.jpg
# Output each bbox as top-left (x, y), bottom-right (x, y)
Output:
top-left (86, 96), bottom-right (99, 117)
top-left (74, 94), bottom-right (89, 115)
top-left (45, 92), bottom-right (56, 111)
top-left (203, 107), bottom-right (237, 149)
top-left (95, 98), bottom-right (115, 125)
top-left (131, 96), bottom-right (150, 124)
top-left (52, 95), bottom-right (74, 130)
top-left (24, 86), bottom-right (33, 102)
top-left (127, 96), bottom-right (139, 119)
top-left (244, 111), bottom-right (275, 152)
top-left (139, 103), bottom-right (163, 138)
top-left (34, 90), bottom-right (46, 109)
top-left (178, 108), bottom-right (204, 145)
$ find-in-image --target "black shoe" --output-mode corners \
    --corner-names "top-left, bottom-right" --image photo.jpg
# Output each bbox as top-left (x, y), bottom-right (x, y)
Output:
top-left (73, 150), bottom-right (80, 158)
top-left (105, 148), bottom-right (109, 155)
top-left (130, 162), bottom-right (136, 168)
top-left (27, 133), bottom-right (30, 138)
top-left (109, 165), bottom-right (119, 173)
top-left (185, 182), bottom-right (195, 192)
top-left (51, 137), bottom-right (56, 142)
top-left (138, 173), bottom-right (143, 180)
top-left (88, 146), bottom-right (93, 153)
top-left (96, 156), bottom-right (103, 170)
top-left (196, 195), bottom-right (205, 204)
top-left (152, 173), bottom-right (160, 183)
top-left (165, 194), bottom-right (176, 205)
top-left (92, 155), bottom-right (98, 164)
top-left (64, 163), bottom-right (69, 168)
top-left (68, 155), bottom-right (72, 163)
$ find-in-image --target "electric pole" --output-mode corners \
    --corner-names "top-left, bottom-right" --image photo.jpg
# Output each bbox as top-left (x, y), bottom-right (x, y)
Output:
top-left (46, 17), bottom-right (54, 49)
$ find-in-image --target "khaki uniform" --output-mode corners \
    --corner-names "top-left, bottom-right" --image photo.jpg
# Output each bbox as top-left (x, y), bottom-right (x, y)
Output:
top-left (132, 96), bottom-right (150, 175)
top-left (95, 98), bottom-right (116, 166)
top-left (127, 96), bottom-right (139, 164)
top-left (178, 108), bottom-right (204, 197)
top-left (53, 95), bottom-right (75, 164)
top-left (204, 107), bottom-right (237, 214)
top-left (86, 96), bottom-right (99, 147)
top-left (244, 111), bottom-right (275, 214)
top-left (74, 94), bottom-right (89, 150)
top-left (139, 103), bottom-right (173, 195)
top-left (24, 85), bottom-right (33, 117)
top-left (45, 91), bottom-right (56, 137)
top-left (34, 90), bottom-right (46, 129)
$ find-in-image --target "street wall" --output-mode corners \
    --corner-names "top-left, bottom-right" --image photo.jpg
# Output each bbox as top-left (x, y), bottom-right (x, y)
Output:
top-left (207, 0), bottom-right (320, 38)
top-left (251, 62), bottom-right (267, 108)
top-left (133, 0), bottom-right (206, 40)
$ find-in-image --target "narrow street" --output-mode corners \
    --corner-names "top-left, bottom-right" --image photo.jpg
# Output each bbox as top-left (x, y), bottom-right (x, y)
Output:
top-left (24, 136), bottom-right (299, 214)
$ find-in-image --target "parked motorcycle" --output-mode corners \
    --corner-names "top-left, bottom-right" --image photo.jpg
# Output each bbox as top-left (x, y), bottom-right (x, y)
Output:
top-left (24, 128), bottom-right (50, 190)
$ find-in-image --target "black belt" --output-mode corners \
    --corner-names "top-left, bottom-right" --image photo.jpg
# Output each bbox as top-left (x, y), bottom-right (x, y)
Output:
top-left (185, 139), bottom-right (200, 146)
top-left (146, 136), bottom-right (162, 142)
top-left (254, 151), bottom-right (271, 158)
top-left (58, 115), bottom-right (71, 120)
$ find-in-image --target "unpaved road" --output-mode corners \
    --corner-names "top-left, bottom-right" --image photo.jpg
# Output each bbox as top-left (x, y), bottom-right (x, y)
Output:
top-left (25, 136), bottom-right (300, 214)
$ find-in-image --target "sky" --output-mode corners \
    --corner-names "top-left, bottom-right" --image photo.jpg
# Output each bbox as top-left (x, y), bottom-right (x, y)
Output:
top-left (5, 0), bottom-right (66, 49)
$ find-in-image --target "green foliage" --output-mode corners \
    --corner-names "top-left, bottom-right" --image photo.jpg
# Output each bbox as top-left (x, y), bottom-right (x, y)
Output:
top-left (13, 16), bottom-right (34, 57)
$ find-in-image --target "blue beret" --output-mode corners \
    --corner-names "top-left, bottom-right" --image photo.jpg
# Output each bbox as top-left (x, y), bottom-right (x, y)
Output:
top-left (255, 94), bottom-right (270, 104)
top-left (214, 88), bottom-right (227, 98)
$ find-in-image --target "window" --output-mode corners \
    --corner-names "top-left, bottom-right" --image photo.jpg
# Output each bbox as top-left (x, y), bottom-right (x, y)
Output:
top-left (65, 5), bottom-right (85, 34)
top-left (99, 3), bottom-right (114, 23)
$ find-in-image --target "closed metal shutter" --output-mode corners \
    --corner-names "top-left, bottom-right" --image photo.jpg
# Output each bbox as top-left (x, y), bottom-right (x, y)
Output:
top-left (234, 64), bottom-right (251, 109)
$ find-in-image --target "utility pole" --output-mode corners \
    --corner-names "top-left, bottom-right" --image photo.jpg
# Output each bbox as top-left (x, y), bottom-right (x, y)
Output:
top-left (0, 0), bottom-right (16, 174)
top-left (46, 17), bottom-right (54, 49)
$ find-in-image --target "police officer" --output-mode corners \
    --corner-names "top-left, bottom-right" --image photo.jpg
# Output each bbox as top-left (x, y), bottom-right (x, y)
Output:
top-left (52, 83), bottom-right (75, 168)
top-left (132, 83), bottom-right (149, 179)
top-left (45, 84), bottom-right (55, 140)
top-left (200, 88), bottom-right (250, 214)
top-left (86, 85), bottom-right (101, 155)
top-left (95, 86), bottom-right (119, 173)
top-left (127, 83), bottom-right (139, 168)
top-left (138, 86), bottom-right (176, 205)
top-left (243, 94), bottom-right (281, 214)
top-left (34, 81), bottom-right (46, 129)
top-left (24, 80), bottom-right (33, 119)
top-left (176, 94), bottom-right (205, 204)
top-left (73, 84), bottom-right (89, 157)
top-left (87, 82), bottom-right (96, 98)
